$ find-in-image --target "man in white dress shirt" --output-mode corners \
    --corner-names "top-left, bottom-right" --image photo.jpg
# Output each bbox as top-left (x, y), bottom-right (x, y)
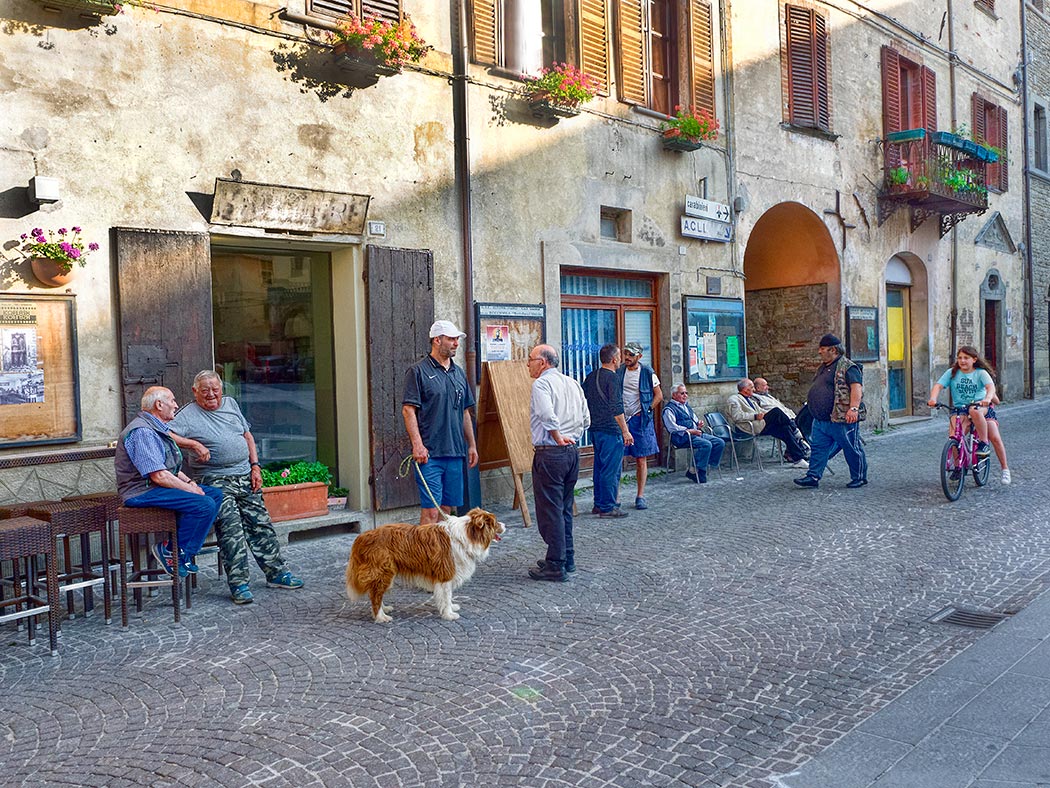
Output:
top-left (526, 344), bottom-right (590, 583)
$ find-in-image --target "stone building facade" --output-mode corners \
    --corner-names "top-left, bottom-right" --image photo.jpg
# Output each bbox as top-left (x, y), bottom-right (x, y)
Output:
top-left (1026, 0), bottom-right (1050, 396)
top-left (0, 0), bottom-right (1039, 517)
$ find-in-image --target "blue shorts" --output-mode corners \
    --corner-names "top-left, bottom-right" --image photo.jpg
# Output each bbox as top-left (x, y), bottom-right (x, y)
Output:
top-left (414, 456), bottom-right (465, 509)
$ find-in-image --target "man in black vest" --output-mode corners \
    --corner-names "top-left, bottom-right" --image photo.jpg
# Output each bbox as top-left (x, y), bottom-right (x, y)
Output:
top-left (115, 386), bottom-right (223, 577)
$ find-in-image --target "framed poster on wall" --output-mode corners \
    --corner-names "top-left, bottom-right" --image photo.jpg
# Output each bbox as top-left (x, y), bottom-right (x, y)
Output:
top-left (0, 294), bottom-right (81, 447)
top-left (682, 296), bottom-right (747, 383)
top-left (845, 306), bottom-right (879, 363)
top-left (474, 302), bottom-right (546, 381)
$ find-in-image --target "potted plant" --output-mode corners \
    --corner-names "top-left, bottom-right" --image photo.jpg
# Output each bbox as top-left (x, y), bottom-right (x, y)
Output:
top-left (660, 105), bottom-right (720, 152)
top-left (18, 226), bottom-right (100, 287)
top-left (261, 461), bottom-right (333, 522)
top-left (328, 13), bottom-right (432, 87)
top-left (31, 0), bottom-right (122, 16)
top-left (521, 63), bottom-right (599, 121)
top-left (886, 165), bottom-right (910, 190)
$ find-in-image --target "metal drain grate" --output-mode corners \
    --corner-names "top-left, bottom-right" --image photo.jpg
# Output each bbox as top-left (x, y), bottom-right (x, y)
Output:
top-left (929, 606), bottom-right (1009, 629)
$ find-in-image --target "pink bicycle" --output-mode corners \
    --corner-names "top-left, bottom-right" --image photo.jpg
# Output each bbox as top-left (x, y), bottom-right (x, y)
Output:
top-left (935, 403), bottom-right (991, 501)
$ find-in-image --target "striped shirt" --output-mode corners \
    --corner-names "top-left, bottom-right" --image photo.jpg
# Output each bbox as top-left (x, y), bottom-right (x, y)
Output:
top-left (530, 368), bottom-right (590, 446)
top-left (124, 412), bottom-right (173, 477)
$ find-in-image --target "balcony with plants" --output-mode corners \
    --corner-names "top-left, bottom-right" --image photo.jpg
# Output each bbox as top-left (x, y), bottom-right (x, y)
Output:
top-left (877, 128), bottom-right (998, 236)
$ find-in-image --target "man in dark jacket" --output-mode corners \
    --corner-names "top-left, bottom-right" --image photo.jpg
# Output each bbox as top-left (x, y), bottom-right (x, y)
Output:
top-left (582, 344), bottom-right (634, 518)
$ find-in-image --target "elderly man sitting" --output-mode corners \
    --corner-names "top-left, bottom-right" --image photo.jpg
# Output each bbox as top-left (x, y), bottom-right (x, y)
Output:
top-left (727, 378), bottom-right (809, 468)
top-left (169, 371), bottom-right (304, 605)
top-left (662, 384), bottom-right (725, 483)
top-left (115, 386), bottom-right (223, 577)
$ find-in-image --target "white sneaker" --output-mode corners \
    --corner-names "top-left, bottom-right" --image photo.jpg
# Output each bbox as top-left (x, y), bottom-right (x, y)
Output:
top-left (791, 459), bottom-right (810, 469)
top-left (1001, 469), bottom-right (1011, 485)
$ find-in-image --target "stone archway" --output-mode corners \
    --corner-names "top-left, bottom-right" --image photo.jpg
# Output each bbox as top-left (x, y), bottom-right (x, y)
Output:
top-left (743, 202), bottom-right (840, 408)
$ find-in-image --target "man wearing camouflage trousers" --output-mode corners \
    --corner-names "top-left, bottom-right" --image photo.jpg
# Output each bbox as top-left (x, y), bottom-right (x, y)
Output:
top-left (169, 370), bottom-right (304, 605)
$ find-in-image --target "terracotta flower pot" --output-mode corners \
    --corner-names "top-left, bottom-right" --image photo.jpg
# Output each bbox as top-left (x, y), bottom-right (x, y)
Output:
top-left (30, 257), bottom-right (74, 287)
top-left (261, 481), bottom-right (330, 522)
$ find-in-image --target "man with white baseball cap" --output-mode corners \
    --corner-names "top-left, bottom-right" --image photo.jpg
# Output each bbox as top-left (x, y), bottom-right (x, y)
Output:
top-left (402, 320), bottom-right (479, 523)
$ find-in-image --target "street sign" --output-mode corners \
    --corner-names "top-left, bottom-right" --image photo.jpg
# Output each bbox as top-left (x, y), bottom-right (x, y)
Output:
top-left (685, 195), bottom-right (732, 222)
top-left (680, 215), bottom-right (733, 242)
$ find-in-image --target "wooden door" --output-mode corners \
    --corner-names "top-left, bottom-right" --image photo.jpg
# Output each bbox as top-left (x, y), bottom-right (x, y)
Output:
top-left (365, 246), bottom-right (435, 511)
top-left (114, 228), bottom-right (214, 422)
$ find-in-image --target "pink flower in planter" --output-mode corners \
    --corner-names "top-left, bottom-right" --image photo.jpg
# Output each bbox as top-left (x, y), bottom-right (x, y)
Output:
top-left (281, 469), bottom-right (290, 478)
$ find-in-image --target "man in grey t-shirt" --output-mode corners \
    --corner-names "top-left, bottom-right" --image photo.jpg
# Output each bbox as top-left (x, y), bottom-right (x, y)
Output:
top-left (169, 371), bottom-right (304, 605)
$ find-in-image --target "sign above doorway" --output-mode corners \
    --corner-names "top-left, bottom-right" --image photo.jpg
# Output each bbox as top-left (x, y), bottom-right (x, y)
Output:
top-left (210, 178), bottom-right (370, 235)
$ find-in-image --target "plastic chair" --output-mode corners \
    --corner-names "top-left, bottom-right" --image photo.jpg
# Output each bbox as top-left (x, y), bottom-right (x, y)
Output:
top-left (703, 412), bottom-right (748, 471)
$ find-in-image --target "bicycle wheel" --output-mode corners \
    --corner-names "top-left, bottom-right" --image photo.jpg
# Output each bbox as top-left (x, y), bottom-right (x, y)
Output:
top-left (973, 453), bottom-right (991, 486)
top-left (941, 438), bottom-right (965, 501)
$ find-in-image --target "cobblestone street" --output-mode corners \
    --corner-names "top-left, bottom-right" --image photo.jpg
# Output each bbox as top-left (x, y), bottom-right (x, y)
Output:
top-left (3, 401), bottom-right (1050, 787)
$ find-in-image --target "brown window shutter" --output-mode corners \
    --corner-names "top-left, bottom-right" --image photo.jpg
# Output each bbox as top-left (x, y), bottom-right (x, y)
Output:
top-left (361, 0), bottom-right (400, 23)
top-left (616, 0), bottom-right (648, 105)
top-left (881, 46), bottom-right (902, 167)
top-left (997, 105), bottom-right (1009, 191)
top-left (579, 0), bottom-right (610, 95)
top-left (813, 13), bottom-right (830, 130)
top-left (469, 0), bottom-right (499, 66)
top-left (785, 6), bottom-right (828, 131)
top-left (972, 93), bottom-right (987, 144)
top-left (307, 0), bottom-right (353, 22)
top-left (689, 0), bottom-right (716, 118)
top-left (920, 65), bottom-right (937, 137)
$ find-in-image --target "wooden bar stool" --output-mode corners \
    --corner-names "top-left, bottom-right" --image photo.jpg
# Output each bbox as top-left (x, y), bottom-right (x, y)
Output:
top-left (63, 492), bottom-right (122, 597)
top-left (0, 517), bottom-right (59, 655)
top-left (116, 505), bottom-right (189, 628)
top-left (27, 501), bottom-right (111, 626)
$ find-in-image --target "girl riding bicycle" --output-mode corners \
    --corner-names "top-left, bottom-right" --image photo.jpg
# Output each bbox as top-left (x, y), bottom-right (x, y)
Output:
top-left (927, 346), bottom-right (1007, 482)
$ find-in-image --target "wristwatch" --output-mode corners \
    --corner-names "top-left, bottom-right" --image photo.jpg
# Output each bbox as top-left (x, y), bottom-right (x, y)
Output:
top-left (250, 462), bottom-right (261, 468)
top-left (849, 407), bottom-right (859, 412)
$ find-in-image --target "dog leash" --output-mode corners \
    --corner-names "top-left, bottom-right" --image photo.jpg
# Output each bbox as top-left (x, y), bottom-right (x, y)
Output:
top-left (398, 454), bottom-right (453, 522)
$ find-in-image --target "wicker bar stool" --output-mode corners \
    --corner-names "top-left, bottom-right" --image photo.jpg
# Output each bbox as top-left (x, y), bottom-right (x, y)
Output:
top-left (27, 501), bottom-right (111, 626)
top-left (0, 517), bottom-right (59, 655)
top-left (0, 501), bottom-right (58, 619)
top-left (116, 505), bottom-right (189, 628)
top-left (63, 492), bottom-right (121, 597)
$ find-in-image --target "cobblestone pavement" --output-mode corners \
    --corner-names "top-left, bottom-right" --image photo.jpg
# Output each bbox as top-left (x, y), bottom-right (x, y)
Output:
top-left (3, 400), bottom-right (1050, 788)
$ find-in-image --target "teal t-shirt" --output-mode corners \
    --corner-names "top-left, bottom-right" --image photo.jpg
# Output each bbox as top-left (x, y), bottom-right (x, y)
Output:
top-left (937, 368), bottom-right (993, 406)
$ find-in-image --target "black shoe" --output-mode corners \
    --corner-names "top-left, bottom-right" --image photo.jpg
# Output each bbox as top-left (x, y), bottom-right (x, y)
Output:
top-left (794, 476), bottom-right (819, 488)
top-left (685, 470), bottom-right (698, 483)
top-left (846, 478), bottom-right (868, 489)
top-left (591, 506), bottom-right (601, 514)
top-left (537, 559), bottom-right (575, 573)
top-left (598, 508), bottom-right (629, 518)
top-left (528, 564), bottom-right (568, 582)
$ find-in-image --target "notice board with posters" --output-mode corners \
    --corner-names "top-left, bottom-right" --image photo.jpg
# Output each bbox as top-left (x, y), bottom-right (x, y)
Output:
top-left (682, 296), bottom-right (747, 382)
top-left (0, 294), bottom-right (80, 447)
top-left (474, 302), bottom-right (546, 382)
top-left (846, 306), bottom-right (879, 363)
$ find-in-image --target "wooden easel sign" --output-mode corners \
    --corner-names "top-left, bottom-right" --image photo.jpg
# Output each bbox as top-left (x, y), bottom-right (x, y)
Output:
top-left (476, 360), bottom-right (535, 526)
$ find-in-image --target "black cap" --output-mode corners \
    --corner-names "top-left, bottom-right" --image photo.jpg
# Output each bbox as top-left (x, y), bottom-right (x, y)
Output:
top-left (819, 333), bottom-right (841, 347)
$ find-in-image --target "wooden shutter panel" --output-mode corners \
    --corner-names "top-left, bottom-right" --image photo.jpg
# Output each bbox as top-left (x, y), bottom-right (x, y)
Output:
top-left (361, 0), bottom-right (399, 23)
top-left (579, 0), bottom-right (609, 95)
top-left (881, 46), bottom-right (902, 167)
top-left (469, 0), bottom-right (499, 66)
top-left (366, 246), bottom-right (435, 511)
top-left (813, 12), bottom-right (829, 131)
top-left (689, 0), bottom-right (716, 118)
top-left (617, 0), bottom-right (647, 105)
top-left (786, 6), bottom-right (815, 127)
top-left (920, 65), bottom-right (937, 137)
top-left (997, 105), bottom-right (1009, 191)
top-left (972, 93), bottom-right (987, 144)
top-left (307, 0), bottom-right (353, 21)
top-left (114, 229), bottom-right (214, 424)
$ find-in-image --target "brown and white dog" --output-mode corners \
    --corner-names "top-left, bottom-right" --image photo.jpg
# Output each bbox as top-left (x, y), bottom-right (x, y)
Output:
top-left (345, 507), bottom-right (505, 623)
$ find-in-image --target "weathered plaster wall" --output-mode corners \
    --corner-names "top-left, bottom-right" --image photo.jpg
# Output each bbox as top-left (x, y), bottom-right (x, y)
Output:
top-left (1028, 5), bottom-right (1050, 396)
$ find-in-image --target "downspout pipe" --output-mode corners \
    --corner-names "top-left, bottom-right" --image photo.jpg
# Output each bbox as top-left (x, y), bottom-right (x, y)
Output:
top-left (1020, 3), bottom-right (1035, 399)
top-left (947, 0), bottom-right (958, 354)
top-left (452, 0), bottom-right (476, 389)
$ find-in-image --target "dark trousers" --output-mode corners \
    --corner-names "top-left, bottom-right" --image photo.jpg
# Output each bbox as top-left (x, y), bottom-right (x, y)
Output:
top-left (671, 432), bottom-right (725, 475)
top-left (532, 446), bottom-right (580, 567)
top-left (806, 419), bottom-right (867, 482)
top-left (124, 484), bottom-right (223, 556)
top-left (591, 430), bottom-right (625, 513)
top-left (757, 408), bottom-right (808, 461)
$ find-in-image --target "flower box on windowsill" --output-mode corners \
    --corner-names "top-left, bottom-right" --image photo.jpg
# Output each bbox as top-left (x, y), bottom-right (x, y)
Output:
top-left (528, 100), bottom-right (581, 123)
top-left (33, 0), bottom-right (121, 15)
top-left (332, 44), bottom-right (399, 88)
top-left (662, 134), bottom-right (704, 152)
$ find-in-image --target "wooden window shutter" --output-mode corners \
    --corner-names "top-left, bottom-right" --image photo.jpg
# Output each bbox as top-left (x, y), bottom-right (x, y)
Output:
top-left (307, 0), bottom-right (353, 22)
top-left (881, 46), bottom-right (902, 167)
top-left (689, 0), bottom-right (716, 118)
top-left (616, 0), bottom-right (647, 105)
top-left (920, 65), bottom-right (937, 137)
top-left (997, 105), bottom-right (1009, 191)
top-left (469, 0), bottom-right (499, 66)
top-left (361, 0), bottom-right (400, 23)
top-left (579, 0), bottom-right (610, 95)
top-left (785, 6), bottom-right (829, 131)
top-left (975, 0), bottom-right (995, 11)
top-left (972, 93), bottom-right (987, 144)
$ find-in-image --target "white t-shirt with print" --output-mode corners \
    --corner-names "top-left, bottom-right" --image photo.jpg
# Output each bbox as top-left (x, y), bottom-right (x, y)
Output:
top-left (622, 367), bottom-right (660, 418)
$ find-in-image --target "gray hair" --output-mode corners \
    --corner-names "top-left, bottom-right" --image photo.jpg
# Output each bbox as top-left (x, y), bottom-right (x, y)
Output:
top-left (736, 378), bottom-right (752, 392)
top-left (537, 346), bottom-right (560, 368)
top-left (671, 383), bottom-right (688, 395)
top-left (140, 387), bottom-right (170, 412)
top-left (193, 370), bottom-right (222, 388)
